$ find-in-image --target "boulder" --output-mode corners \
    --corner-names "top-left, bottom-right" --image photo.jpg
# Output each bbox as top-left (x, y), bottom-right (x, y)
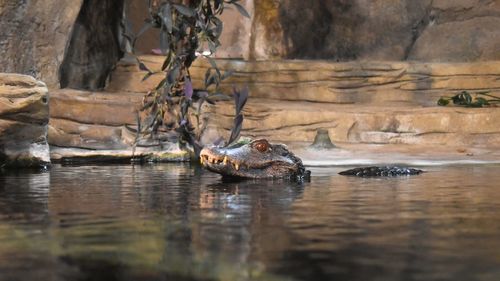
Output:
top-left (0, 73), bottom-right (50, 167)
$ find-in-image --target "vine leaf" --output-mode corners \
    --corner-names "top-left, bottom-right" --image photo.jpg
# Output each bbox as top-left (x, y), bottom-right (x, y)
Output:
top-left (234, 86), bottom-right (248, 114)
top-left (226, 87), bottom-right (249, 146)
top-left (161, 3), bottom-right (173, 33)
top-left (173, 4), bottom-right (196, 17)
top-left (184, 78), bottom-right (193, 100)
top-left (227, 114), bottom-right (243, 146)
top-left (437, 91), bottom-right (500, 108)
top-left (133, 21), bottom-right (153, 48)
top-left (137, 59), bottom-right (151, 72)
top-left (233, 2), bottom-right (250, 18)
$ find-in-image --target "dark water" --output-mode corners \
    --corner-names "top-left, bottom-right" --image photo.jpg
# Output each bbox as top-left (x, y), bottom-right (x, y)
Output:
top-left (1, 164), bottom-right (500, 281)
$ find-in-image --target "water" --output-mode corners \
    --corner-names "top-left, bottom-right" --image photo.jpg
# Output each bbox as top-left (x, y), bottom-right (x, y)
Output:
top-left (1, 164), bottom-right (500, 281)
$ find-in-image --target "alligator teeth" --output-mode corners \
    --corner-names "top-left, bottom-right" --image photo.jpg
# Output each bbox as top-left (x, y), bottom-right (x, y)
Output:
top-left (223, 156), bottom-right (228, 165)
top-left (200, 157), bottom-right (204, 165)
top-left (235, 163), bottom-right (240, 171)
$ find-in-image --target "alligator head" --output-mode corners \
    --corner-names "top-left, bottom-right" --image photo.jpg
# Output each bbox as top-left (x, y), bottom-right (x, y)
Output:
top-left (200, 139), bottom-right (310, 179)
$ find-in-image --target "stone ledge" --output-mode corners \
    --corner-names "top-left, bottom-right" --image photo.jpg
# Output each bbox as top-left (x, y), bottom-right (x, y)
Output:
top-left (48, 89), bottom-right (192, 162)
top-left (201, 98), bottom-right (500, 147)
top-left (48, 89), bottom-right (143, 150)
top-left (107, 56), bottom-right (500, 106)
top-left (50, 145), bottom-right (191, 164)
top-left (289, 142), bottom-right (500, 167)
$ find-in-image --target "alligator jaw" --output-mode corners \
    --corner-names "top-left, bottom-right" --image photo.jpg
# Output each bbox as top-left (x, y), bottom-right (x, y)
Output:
top-left (200, 148), bottom-right (276, 178)
top-left (199, 140), bottom-right (307, 179)
top-left (200, 153), bottom-right (251, 172)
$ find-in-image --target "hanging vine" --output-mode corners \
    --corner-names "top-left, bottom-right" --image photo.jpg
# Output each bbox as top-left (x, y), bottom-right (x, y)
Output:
top-left (123, 0), bottom-right (249, 156)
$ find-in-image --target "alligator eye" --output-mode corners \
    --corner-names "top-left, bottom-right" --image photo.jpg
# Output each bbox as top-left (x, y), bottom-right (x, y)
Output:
top-left (254, 140), bottom-right (269, 153)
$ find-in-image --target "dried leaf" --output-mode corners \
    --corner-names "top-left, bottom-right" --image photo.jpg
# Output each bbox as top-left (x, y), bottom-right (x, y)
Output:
top-left (233, 86), bottom-right (248, 114)
top-left (161, 3), bottom-right (173, 33)
top-left (233, 2), bottom-right (250, 18)
top-left (227, 114), bottom-right (243, 145)
top-left (173, 4), bottom-right (196, 17)
top-left (184, 77), bottom-right (193, 99)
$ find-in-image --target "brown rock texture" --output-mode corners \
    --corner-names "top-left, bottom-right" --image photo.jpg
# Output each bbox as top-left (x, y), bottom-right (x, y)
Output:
top-left (49, 89), bottom-right (141, 150)
top-left (0, 0), bottom-right (84, 88)
top-left (109, 56), bottom-right (500, 106)
top-left (48, 89), bottom-right (190, 162)
top-left (106, 56), bottom-right (500, 148)
top-left (251, 0), bottom-right (500, 61)
top-left (0, 73), bottom-right (50, 167)
top-left (201, 99), bottom-right (500, 147)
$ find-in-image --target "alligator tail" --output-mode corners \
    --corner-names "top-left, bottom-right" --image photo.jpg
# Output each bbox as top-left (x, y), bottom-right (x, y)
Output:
top-left (339, 166), bottom-right (423, 177)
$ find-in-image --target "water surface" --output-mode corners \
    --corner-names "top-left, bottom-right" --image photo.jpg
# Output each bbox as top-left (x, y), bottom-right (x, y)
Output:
top-left (1, 164), bottom-right (500, 281)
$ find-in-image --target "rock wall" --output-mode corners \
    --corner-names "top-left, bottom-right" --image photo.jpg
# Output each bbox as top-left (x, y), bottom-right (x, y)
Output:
top-left (109, 56), bottom-right (500, 105)
top-left (201, 99), bottom-right (500, 147)
top-left (105, 56), bottom-right (500, 148)
top-left (0, 0), bottom-right (124, 90)
top-left (240, 0), bottom-right (500, 61)
top-left (0, 0), bottom-right (83, 88)
top-left (1, 0), bottom-right (498, 92)
top-left (0, 74), bottom-right (50, 167)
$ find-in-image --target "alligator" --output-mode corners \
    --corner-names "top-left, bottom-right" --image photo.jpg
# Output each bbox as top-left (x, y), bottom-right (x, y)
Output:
top-left (200, 138), bottom-right (423, 179)
top-left (200, 139), bottom-right (310, 180)
top-left (338, 166), bottom-right (423, 177)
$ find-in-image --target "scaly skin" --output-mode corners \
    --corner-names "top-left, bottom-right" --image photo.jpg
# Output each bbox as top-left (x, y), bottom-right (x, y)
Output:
top-left (200, 138), bottom-right (423, 179)
top-left (200, 139), bottom-right (310, 179)
top-left (339, 166), bottom-right (423, 177)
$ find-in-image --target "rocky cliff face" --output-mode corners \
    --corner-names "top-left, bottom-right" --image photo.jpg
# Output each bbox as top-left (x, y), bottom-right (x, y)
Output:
top-left (252, 0), bottom-right (500, 61)
top-left (1, 0), bottom-right (498, 91)
top-left (0, 74), bottom-right (50, 167)
top-left (0, 0), bottom-right (83, 88)
top-left (0, 0), bottom-right (124, 90)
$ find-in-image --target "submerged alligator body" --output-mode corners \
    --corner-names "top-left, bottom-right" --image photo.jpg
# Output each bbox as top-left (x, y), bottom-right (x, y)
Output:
top-left (339, 166), bottom-right (423, 177)
top-left (200, 139), bottom-right (423, 179)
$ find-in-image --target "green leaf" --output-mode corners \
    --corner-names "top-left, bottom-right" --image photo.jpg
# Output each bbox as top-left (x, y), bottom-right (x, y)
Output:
top-left (204, 68), bottom-right (212, 87)
top-left (167, 64), bottom-right (180, 84)
top-left (155, 78), bottom-right (167, 91)
top-left (173, 4), bottom-right (196, 17)
top-left (221, 69), bottom-right (235, 80)
top-left (137, 59), bottom-right (151, 72)
top-left (206, 75), bottom-right (217, 88)
top-left (206, 57), bottom-right (221, 77)
top-left (133, 21), bottom-right (153, 48)
top-left (161, 51), bottom-right (173, 71)
top-left (232, 2), bottom-right (250, 18)
top-left (159, 28), bottom-right (170, 54)
top-left (208, 92), bottom-right (231, 101)
top-left (437, 97), bottom-right (449, 106)
top-left (207, 39), bottom-right (217, 53)
top-left (142, 71), bottom-right (154, 81)
top-left (475, 97), bottom-right (490, 106)
top-left (227, 114), bottom-right (244, 145)
top-left (161, 3), bottom-right (173, 33)
top-left (214, 0), bottom-right (223, 11)
top-left (211, 17), bottom-right (223, 39)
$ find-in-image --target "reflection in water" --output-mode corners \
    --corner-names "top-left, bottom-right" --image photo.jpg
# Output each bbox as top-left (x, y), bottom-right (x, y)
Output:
top-left (1, 164), bottom-right (500, 280)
